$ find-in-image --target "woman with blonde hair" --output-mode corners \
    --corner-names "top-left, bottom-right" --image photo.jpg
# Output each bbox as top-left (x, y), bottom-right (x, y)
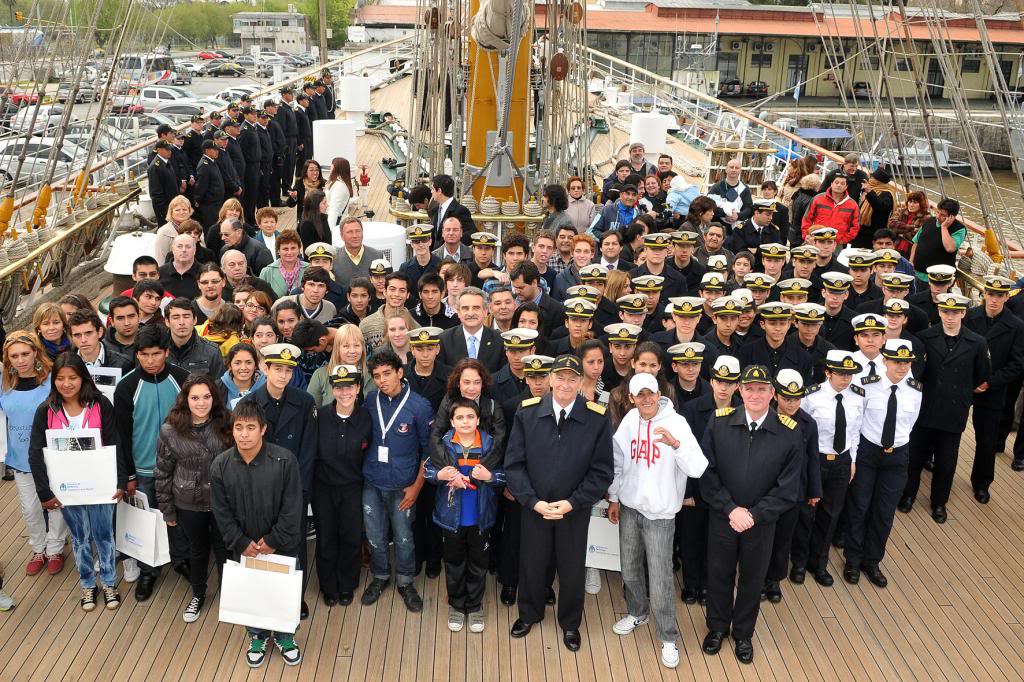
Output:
top-left (326, 157), bottom-right (354, 231)
top-left (155, 195), bottom-right (194, 263)
top-left (1, 332), bottom-right (65, 586)
top-left (197, 304), bottom-right (244, 358)
top-left (32, 302), bottom-right (71, 360)
top-left (307, 323), bottom-right (368, 406)
top-left (384, 310), bottom-right (412, 365)
top-left (605, 269), bottom-right (633, 303)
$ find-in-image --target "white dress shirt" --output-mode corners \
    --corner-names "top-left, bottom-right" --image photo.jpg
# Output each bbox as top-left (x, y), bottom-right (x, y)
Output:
top-left (804, 381), bottom-right (865, 461)
top-left (851, 350), bottom-right (883, 383)
top-left (744, 409), bottom-right (770, 431)
top-left (436, 197), bottom-right (453, 231)
top-left (860, 375), bottom-right (922, 449)
top-left (462, 326), bottom-right (483, 357)
top-left (554, 397), bottom-right (577, 423)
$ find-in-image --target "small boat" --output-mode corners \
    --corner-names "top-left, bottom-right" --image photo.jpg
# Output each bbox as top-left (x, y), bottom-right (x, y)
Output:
top-left (875, 137), bottom-right (973, 178)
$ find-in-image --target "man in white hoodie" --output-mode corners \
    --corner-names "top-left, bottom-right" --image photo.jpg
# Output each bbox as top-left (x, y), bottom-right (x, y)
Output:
top-left (607, 373), bottom-right (708, 669)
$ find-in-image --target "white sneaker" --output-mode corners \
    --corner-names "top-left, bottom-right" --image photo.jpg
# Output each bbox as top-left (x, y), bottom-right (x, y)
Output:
top-left (122, 558), bottom-right (140, 583)
top-left (0, 590), bottom-right (13, 611)
top-left (585, 567), bottom-right (601, 594)
top-left (612, 614), bottom-right (648, 635)
top-left (447, 606), bottom-right (465, 632)
top-left (661, 641), bottom-right (679, 668)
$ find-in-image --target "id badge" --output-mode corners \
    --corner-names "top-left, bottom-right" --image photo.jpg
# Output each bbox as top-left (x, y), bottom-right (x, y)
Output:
top-left (378, 446), bottom-right (389, 463)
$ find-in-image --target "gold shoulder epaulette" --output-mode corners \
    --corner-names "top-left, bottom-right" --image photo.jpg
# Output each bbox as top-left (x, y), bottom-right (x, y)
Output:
top-left (778, 414), bottom-right (797, 430)
top-left (804, 383), bottom-right (822, 395)
top-left (850, 384), bottom-right (865, 397)
top-left (715, 407), bottom-right (735, 417)
top-left (521, 396), bottom-right (542, 407)
top-left (862, 374), bottom-right (881, 385)
top-left (1011, 288), bottom-right (1021, 297)
top-left (586, 401), bottom-right (607, 415)
top-left (907, 378), bottom-right (923, 391)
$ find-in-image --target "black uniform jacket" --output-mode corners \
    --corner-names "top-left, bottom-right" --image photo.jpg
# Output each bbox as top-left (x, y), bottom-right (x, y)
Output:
top-left (699, 406), bottom-right (802, 525)
top-left (737, 334), bottom-right (814, 384)
top-left (314, 401), bottom-right (371, 486)
top-left (965, 306), bottom-right (1024, 407)
top-left (505, 393), bottom-right (613, 513)
top-left (915, 324), bottom-right (990, 432)
top-left (243, 385), bottom-right (318, 497)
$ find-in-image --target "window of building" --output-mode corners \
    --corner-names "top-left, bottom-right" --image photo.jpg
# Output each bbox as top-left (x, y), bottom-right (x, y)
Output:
top-left (859, 55), bottom-right (880, 71)
top-left (894, 57), bottom-right (912, 72)
top-left (718, 52), bottom-right (739, 81)
top-left (961, 57), bottom-right (981, 73)
top-left (751, 53), bottom-right (772, 68)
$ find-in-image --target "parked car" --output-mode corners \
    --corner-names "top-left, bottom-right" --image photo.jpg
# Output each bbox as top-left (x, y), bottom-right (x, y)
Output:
top-left (208, 61), bottom-right (244, 77)
top-left (234, 56), bottom-right (255, 69)
top-left (215, 85), bottom-right (262, 104)
top-left (0, 87), bottom-right (39, 106)
top-left (176, 61), bottom-right (205, 77)
top-left (851, 81), bottom-right (872, 99)
top-left (56, 81), bottom-right (99, 103)
top-left (717, 78), bottom-right (743, 97)
top-left (7, 104), bottom-right (74, 133)
top-left (0, 137), bottom-right (84, 189)
top-left (103, 112), bottom-right (177, 139)
top-left (152, 101), bottom-right (209, 123)
top-left (198, 49), bottom-right (232, 60)
top-left (745, 81), bottom-right (769, 97)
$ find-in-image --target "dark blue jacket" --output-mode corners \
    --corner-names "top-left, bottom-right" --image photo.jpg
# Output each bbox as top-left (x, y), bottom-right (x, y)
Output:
top-left (363, 382), bottom-right (433, 490)
top-left (424, 429), bottom-right (505, 532)
top-left (243, 385), bottom-right (318, 498)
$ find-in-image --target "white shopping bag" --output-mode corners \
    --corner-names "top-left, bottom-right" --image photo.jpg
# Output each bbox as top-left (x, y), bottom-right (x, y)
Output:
top-left (115, 496), bottom-right (171, 566)
top-left (43, 446), bottom-right (118, 506)
top-left (585, 500), bottom-right (621, 572)
top-left (219, 554), bottom-right (303, 633)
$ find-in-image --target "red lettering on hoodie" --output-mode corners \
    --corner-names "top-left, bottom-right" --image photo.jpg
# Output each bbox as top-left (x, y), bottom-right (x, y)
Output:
top-left (629, 419), bottom-right (661, 468)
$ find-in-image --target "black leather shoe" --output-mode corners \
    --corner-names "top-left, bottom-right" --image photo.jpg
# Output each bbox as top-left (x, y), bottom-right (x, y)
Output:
top-left (974, 488), bottom-right (990, 504)
top-left (698, 589), bottom-right (707, 605)
top-left (301, 600), bottom-right (309, 619)
top-left (545, 587), bottom-right (556, 605)
top-left (864, 566), bottom-right (888, 588)
top-left (789, 567), bottom-right (806, 584)
top-left (931, 505), bottom-right (947, 524)
top-left (397, 584), bottom-right (423, 612)
top-left (813, 570), bottom-right (834, 587)
top-left (734, 638), bottom-right (754, 664)
top-left (831, 534), bottom-right (845, 549)
top-left (510, 618), bottom-right (532, 638)
top-left (500, 585), bottom-right (517, 605)
top-left (843, 565), bottom-right (860, 584)
top-left (2, 467), bottom-right (13, 481)
top-left (897, 495), bottom-right (914, 513)
top-left (765, 580), bottom-right (782, 603)
top-left (338, 591), bottom-right (354, 606)
top-left (923, 458), bottom-right (934, 472)
top-left (1013, 458), bottom-right (1024, 472)
top-left (361, 578), bottom-right (390, 605)
top-left (323, 593), bottom-right (339, 607)
top-left (426, 562), bottom-right (442, 579)
top-left (681, 588), bottom-right (699, 604)
top-left (563, 629), bottom-right (581, 652)
top-left (134, 576), bottom-right (155, 602)
top-left (702, 631), bottom-right (726, 655)
top-left (759, 587), bottom-right (767, 602)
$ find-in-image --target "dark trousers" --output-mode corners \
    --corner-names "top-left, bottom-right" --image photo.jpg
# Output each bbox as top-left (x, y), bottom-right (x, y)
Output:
top-left (258, 163), bottom-right (272, 209)
top-left (766, 504), bottom-right (800, 582)
top-left (794, 455), bottom-right (851, 572)
top-left (705, 512), bottom-right (774, 640)
top-left (844, 439), bottom-right (908, 569)
top-left (242, 168), bottom-right (260, 224)
top-left (905, 426), bottom-right (962, 507)
top-left (497, 493), bottom-right (521, 588)
top-left (298, 503), bottom-right (310, 596)
top-left (176, 508), bottom-right (227, 598)
top-left (679, 505), bottom-right (708, 592)
top-left (518, 506), bottom-right (589, 630)
top-left (413, 484), bottom-right (444, 571)
top-left (196, 202), bottom-right (220, 232)
top-left (443, 526), bottom-right (489, 612)
top-left (282, 142), bottom-right (296, 195)
top-left (971, 402), bottom-right (1003, 491)
top-left (312, 481), bottom-right (363, 596)
top-left (996, 378), bottom-right (1021, 451)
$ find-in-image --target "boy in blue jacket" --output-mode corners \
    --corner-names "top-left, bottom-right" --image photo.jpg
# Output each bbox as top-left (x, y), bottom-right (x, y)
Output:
top-left (425, 397), bottom-right (505, 634)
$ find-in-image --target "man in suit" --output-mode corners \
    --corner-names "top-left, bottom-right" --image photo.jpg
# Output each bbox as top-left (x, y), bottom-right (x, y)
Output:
top-left (511, 261), bottom-right (566, 332)
top-left (193, 141), bottom-right (225, 229)
top-left (147, 140), bottom-right (178, 225)
top-left (239, 107), bottom-right (263, 224)
top-left (294, 93), bottom-right (314, 169)
top-left (729, 199), bottom-right (783, 269)
top-left (277, 87), bottom-right (299, 194)
top-left (437, 286), bottom-right (506, 374)
top-left (427, 174), bottom-right (475, 247)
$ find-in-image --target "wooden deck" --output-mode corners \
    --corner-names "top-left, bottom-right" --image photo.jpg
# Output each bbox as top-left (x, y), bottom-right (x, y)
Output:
top-left (0, 422), bottom-right (1022, 681)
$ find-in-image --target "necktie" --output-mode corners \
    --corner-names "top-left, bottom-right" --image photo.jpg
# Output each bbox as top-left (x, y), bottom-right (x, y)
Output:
top-left (749, 421), bottom-right (757, 437)
top-left (558, 409), bottom-right (567, 433)
top-left (881, 385), bottom-right (898, 449)
top-left (468, 334), bottom-right (478, 359)
top-left (868, 360), bottom-right (878, 378)
top-left (833, 394), bottom-right (846, 454)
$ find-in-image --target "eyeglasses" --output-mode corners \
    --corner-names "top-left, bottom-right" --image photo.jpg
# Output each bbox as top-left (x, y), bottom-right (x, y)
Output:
top-left (245, 302), bottom-right (267, 311)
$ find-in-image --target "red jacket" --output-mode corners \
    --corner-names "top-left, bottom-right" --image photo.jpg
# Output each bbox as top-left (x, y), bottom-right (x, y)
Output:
top-left (801, 191), bottom-right (860, 244)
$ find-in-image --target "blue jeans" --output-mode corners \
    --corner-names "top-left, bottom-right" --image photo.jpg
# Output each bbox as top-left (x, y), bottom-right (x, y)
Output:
top-left (62, 504), bottom-right (116, 589)
top-left (362, 484), bottom-right (416, 586)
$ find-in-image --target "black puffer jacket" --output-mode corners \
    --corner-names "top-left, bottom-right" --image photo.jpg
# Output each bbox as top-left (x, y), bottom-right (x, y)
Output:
top-left (154, 420), bottom-right (232, 522)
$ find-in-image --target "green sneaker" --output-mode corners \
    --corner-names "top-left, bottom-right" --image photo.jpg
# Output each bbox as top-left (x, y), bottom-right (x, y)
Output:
top-left (275, 634), bottom-right (302, 666)
top-left (246, 635), bottom-right (268, 668)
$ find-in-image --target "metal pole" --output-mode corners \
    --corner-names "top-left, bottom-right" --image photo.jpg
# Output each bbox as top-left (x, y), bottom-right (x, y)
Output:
top-left (319, 0), bottom-right (328, 65)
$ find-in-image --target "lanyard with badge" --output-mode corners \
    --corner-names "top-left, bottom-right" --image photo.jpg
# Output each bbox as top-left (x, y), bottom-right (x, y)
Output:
top-left (375, 387), bottom-right (410, 463)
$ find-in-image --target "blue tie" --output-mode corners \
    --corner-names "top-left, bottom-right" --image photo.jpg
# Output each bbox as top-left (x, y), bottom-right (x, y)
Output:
top-left (468, 334), bottom-right (478, 359)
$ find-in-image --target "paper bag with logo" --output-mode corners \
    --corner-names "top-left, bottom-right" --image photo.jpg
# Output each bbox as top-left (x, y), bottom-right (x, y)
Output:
top-left (43, 446), bottom-right (117, 506)
top-left (219, 554), bottom-right (302, 633)
top-left (585, 499), bottom-right (621, 571)
top-left (114, 496), bottom-right (171, 566)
